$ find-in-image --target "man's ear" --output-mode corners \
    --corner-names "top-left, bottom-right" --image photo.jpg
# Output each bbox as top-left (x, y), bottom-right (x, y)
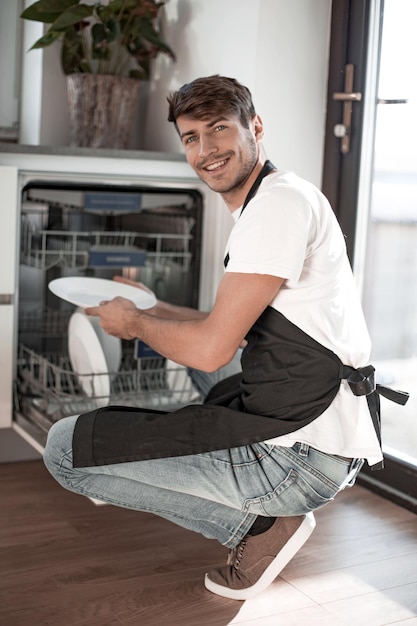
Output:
top-left (252, 114), bottom-right (264, 140)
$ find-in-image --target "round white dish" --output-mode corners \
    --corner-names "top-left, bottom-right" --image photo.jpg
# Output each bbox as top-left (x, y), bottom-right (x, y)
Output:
top-left (84, 312), bottom-right (122, 373)
top-left (68, 311), bottom-right (111, 404)
top-left (49, 276), bottom-right (156, 309)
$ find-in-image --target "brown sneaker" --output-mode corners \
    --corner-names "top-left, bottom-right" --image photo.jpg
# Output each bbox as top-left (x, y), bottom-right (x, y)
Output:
top-left (204, 513), bottom-right (316, 600)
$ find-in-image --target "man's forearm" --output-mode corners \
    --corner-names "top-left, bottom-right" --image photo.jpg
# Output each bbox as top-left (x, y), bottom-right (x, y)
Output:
top-left (152, 300), bottom-right (209, 321)
top-left (123, 309), bottom-right (226, 371)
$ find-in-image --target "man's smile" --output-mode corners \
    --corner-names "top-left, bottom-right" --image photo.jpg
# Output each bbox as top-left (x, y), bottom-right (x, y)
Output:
top-left (205, 158), bottom-right (228, 171)
top-left (201, 157), bottom-right (230, 173)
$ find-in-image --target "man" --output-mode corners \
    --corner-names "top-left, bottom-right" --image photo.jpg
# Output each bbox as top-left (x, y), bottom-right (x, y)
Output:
top-left (44, 75), bottom-right (406, 601)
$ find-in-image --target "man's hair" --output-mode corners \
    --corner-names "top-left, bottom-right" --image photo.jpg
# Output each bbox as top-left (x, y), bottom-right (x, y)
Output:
top-left (167, 75), bottom-right (256, 131)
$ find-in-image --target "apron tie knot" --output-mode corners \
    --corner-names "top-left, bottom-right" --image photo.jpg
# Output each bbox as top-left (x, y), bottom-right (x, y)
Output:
top-left (340, 364), bottom-right (409, 471)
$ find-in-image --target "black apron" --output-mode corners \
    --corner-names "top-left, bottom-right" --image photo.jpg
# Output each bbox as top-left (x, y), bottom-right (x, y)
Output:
top-left (72, 162), bottom-right (408, 469)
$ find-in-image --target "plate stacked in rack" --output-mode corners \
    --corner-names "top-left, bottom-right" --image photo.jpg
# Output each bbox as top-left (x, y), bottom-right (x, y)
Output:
top-left (48, 276), bottom-right (157, 407)
top-left (68, 311), bottom-right (121, 406)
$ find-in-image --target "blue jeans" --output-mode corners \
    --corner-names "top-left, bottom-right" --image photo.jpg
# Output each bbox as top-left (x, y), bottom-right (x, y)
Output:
top-left (43, 414), bottom-right (362, 548)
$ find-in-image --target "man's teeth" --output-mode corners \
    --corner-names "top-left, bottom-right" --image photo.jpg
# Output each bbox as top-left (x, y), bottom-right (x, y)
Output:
top-left (206, 160), bottom-right (227, 171)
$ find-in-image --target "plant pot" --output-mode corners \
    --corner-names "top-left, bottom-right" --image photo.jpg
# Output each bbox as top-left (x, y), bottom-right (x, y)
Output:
top-left (66, 74), bottom-right (141, 149)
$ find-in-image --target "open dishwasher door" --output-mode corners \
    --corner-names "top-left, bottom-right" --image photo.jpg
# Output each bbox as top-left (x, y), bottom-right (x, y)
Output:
top-left (15, 180), bottom-right (204, 449)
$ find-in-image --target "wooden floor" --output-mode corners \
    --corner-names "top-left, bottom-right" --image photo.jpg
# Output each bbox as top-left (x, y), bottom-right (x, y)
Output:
top-left (1, 461), bottom-right (416, 626)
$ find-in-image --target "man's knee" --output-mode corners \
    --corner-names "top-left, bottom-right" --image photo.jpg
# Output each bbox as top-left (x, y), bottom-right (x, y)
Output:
top-left (43, 415), bottom-right (78, 480)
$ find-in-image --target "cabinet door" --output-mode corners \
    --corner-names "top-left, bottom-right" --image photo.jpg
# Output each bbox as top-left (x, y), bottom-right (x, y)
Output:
top-left (0, 166), bottom-right (17, 428)
top-left (0, 305), bottom-right (14, 426)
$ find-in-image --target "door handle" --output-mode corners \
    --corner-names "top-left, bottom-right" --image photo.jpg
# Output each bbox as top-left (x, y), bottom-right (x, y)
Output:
top-left (333, 92), bottom-right (362, 101)
top-left (332, 64), bottom-right (362, 154)
top-left (377, 98), bottom-right (408, 104)
top-left (0, 295), bottom-right (13, 305)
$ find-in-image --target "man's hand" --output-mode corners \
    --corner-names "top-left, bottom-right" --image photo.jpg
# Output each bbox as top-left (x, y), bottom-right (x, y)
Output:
top-left (85, 297), bottom-right (139, 340)
top-left (85, 272), bottom-right (284, 371)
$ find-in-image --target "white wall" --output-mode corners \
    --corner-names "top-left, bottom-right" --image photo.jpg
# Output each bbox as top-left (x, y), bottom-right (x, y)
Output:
top-left (0, 1), bottom-right (22, 131)
top-left (18, 0), bottom-right (332, 187)
top-left (255, 0), bottom-right (332, 185)
top-left (144, 0), bottom-right (332, 187)
top-left (19, 17), bottom-right (44, 145)
top-left (143, 0), bottom-right (260, 153)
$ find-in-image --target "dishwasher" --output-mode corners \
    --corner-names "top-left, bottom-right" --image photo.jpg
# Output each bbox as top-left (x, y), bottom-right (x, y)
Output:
top-left (14, 180), bottom-right (204, 447)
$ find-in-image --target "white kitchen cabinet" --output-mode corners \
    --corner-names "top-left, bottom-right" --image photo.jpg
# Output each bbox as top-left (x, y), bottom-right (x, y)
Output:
top-left (0, 166), bottom-right (18, 429)
top-left (0, 305), bottom-right (15, 427)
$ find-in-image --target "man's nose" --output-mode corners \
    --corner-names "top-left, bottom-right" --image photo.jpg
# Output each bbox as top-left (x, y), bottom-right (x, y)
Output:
top-left (198, 134), bottom-right (217, 158)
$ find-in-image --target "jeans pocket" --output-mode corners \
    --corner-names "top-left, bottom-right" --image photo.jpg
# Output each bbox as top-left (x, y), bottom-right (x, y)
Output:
top-left (242, 468), bottom-right (338, 517)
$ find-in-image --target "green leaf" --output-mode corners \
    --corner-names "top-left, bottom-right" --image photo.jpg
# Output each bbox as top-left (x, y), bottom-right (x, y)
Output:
top-left (98, 0), bottom-right (122, 19)
top-left (62, 28), bottom-right (91, 73)
top-left (50, 5), bottom-right (94, 31)
top-left (106, 18), bottom-right (120, 43)
top-left (29, 29), bottom-right (62, 49)
top-left (21, 0), bottom-right (78, 24)
top-left (97, 0), bottom-right (139, 22)
top-left (138, 17), bottom-right (174, 57)
top-left (91, 24), bottom-right (116, 61)
top-left (92, 23), bottom-right (107, 44)
top-left (126, 17), bottom-right (175, 61)
top-left (108, 0), bottom-right (140, 13)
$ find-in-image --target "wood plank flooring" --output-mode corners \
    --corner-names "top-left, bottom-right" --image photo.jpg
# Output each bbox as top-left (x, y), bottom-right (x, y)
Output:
top-left (1, 460), bottom-right (416, 626)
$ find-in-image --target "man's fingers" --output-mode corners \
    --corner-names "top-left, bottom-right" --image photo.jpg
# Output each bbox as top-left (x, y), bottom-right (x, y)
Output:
top-left (85, 306), bottom-right (100, 316)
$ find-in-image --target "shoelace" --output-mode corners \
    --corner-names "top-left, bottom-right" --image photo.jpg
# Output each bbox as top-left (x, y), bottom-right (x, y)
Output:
top-left (227, 539), bottom-right (247, 569)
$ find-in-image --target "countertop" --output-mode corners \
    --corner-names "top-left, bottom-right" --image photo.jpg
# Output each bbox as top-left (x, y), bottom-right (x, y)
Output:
top-left (0, 143), bottom-right (197, 183)
top-left (0, 142), bottom-right (186, 162)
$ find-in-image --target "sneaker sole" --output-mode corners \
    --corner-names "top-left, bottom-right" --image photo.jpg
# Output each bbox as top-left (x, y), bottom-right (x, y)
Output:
top-left (204, 512), bottom-right (316, 600)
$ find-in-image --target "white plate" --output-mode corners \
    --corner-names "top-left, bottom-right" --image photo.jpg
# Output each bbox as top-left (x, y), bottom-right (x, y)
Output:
top-left (49, 277), bottom-right (156, 309)
top-left (78, 308), bottom-right (122, 373)
top-left (68, 311), bottom-right (111, 404)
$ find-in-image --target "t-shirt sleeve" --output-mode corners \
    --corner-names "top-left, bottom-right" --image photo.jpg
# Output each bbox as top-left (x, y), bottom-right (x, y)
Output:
top-left (225, 186), bottom-right (312, 283)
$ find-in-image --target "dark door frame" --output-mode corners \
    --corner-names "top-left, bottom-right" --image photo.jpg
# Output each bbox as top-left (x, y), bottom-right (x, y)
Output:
top-left (322, 0), bottom-right (375, 263)
top-left (322, 0), bottom-right (417, 513)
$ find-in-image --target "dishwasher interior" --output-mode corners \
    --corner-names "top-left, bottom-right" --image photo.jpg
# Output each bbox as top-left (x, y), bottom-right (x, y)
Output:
top-left (15, 181), bottom-right (204, 446)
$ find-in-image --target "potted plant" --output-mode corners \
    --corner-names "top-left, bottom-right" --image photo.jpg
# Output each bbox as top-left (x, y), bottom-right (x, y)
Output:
top-left (21, 0), bottom-right (176, 148)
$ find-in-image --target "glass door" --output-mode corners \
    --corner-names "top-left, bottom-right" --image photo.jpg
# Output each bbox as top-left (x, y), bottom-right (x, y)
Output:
top-left (359, 0), bottom-right (417, 467)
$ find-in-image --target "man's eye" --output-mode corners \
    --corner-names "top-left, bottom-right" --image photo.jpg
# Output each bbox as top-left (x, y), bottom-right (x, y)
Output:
top-left (184, 135), bottom-right (197, 145)
top-left (215, 125), bottom-right (226, 132)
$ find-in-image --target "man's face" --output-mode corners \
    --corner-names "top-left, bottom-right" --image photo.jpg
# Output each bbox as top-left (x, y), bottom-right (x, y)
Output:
top-left (176, 113), bottom-right (262, 196)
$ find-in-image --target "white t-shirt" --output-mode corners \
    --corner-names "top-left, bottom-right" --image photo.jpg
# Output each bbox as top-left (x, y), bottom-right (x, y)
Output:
top-left (225, 170), bottom-right (383, 466)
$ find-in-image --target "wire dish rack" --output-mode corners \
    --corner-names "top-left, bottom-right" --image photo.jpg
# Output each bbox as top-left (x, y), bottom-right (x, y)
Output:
top-left (16, 310), bottom-right (201, 423)
top-left (17, 344), bottom-right (201, 421)
top-left (20, 199), bottom-right (196, 272)
top-left (20, 224), bottom-right (193, 272)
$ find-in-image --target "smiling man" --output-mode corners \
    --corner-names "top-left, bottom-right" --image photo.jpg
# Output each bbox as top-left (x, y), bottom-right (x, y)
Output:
top-left (43, 75), bottom-right (405, 601)
top-left (177, 116), bottom-right (260, 203)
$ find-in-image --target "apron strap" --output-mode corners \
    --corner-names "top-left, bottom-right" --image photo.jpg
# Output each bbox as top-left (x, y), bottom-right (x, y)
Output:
top-left (340, 364), bottom-right (409, 470)
top-left (224, 159), bottom-right (276, 268)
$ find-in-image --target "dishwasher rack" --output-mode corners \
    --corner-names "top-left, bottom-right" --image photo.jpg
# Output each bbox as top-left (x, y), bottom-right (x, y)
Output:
top-left (17, 344), bottom-right (200, 418)
top-left (20, 225), bottom-right (193, 272)
top-left (16, 310), bottom-right (201, 424)
top-left (20, 201), bottom-right (195, 271)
